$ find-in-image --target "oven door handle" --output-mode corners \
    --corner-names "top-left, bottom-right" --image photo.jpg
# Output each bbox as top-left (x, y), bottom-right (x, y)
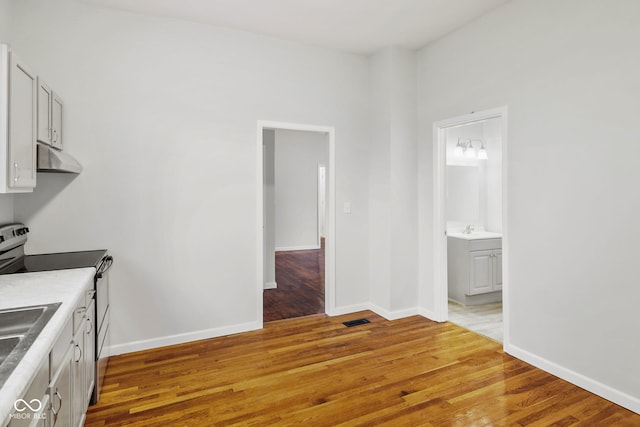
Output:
top-left (96, 255), bottom-right (113, 279)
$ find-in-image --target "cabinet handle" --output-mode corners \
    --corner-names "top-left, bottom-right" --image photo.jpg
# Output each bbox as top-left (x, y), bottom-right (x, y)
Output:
top-left (13, 163), bottom-right (19, 182)
top-left (74, 344), bottom-right (82, 363)
top-left (51, 389), bottom-right (63, 426)
top-left (86, 316), bottom-right (93, 334)
top-left (52, 128), bottom-right (58, 142)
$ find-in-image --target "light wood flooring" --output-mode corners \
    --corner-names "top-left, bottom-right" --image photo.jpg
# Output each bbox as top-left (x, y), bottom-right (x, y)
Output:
top-left (84, 310), bottom-right (639, 426)
top-left (448, 301), bottom-right (503, 342)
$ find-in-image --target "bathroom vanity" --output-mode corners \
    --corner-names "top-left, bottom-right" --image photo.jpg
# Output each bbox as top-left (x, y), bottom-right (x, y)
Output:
top-left (448, 232), bottom-right (502, 305)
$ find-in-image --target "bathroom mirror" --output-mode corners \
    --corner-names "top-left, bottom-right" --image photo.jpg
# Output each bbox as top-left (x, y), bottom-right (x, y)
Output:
top-left (447, 165), bottom-right (480, 222)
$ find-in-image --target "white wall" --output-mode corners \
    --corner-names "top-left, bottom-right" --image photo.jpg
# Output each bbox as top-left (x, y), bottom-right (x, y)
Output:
top-left (9, 0), bottom-right (370, 352)
top-left (418, 0), bottom-right (640, 411)
top-left (274, 129), bottom-right (327, 251)
top-left (369, 48), bottom-right (418, 316)
top-left (0, 0), bottom-right (14, 225)
top-left (0, 0), bottom-right (10, 43)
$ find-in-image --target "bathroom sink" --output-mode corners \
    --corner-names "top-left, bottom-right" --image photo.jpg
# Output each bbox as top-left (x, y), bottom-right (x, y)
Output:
top-left (448, 231), bottom-right (502, 240)
top-left (0, 303), bottom-right (61, 389)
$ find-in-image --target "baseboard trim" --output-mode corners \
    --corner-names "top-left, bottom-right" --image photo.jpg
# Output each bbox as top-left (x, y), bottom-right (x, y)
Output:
top-left (109, 320), bottom-right (262, 356)
top-left (505, 343), bottom-right (640, 414)
top-left (369, 303), bottom-right (419, 321)
top-left (417, 307), bottom-right (442, 322)
top-left (275, 245), bottom-right (320, 252)
top-left (263, 281), bottom-right (277, 290)
top-left (329, 302), bottom-right (370, 316)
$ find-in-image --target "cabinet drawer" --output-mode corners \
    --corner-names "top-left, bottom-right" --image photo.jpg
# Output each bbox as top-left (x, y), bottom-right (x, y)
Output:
top-left (468, 238), bottom-right (501, 252)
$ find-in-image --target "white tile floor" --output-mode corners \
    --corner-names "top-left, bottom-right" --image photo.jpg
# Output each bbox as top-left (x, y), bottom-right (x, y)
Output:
top-left (448, 301), bottom-right (503, 343)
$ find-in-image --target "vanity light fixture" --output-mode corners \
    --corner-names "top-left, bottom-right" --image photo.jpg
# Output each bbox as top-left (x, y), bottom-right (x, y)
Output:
top-left (454, 138), bottom-right (488, 160)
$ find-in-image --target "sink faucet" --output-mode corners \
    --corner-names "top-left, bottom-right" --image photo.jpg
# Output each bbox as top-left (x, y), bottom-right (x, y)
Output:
top-left (462, 225), bottom-right (474, 234)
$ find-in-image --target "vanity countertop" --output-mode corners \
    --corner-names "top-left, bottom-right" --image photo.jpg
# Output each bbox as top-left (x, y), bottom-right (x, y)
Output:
top-left (448, 231), bottom-right (502, 240)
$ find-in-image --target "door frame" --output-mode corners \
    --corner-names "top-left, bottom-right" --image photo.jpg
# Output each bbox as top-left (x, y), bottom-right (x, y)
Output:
top-left (432, 106), bottom-right (509, 346)
top-left (317, 163), bottom-right (326, 244)
top-left (256, 121), bottom-right (336, 326)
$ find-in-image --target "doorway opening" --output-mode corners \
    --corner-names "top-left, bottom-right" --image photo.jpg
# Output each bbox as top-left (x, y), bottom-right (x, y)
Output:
top-left (433, 107), bottom-right (508, 345)
top-left (257, 121), bottom-right (335, 325)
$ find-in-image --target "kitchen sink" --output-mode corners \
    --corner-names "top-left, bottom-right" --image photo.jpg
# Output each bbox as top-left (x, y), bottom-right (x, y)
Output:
top-left (0, 306), bottom-right (46, 336)
top-left (0, 303), bottom-right (61, 389)
top-left (0, 336), bottom-right (23, 361)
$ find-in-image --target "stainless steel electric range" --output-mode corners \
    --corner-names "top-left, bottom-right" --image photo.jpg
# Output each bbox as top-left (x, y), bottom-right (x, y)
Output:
top-left (0, 223), bottom-right (113, 405)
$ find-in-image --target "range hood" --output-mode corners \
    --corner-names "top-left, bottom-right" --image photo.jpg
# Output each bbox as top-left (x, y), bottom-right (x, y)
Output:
top-left (37, 143), bottom-right (82, 174)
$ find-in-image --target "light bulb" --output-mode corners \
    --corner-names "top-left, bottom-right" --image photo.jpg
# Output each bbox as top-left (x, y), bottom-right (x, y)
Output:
top-left (454, 145), bottom-right (464, 157)
top-left (477, 148), bottom-right (488, 160)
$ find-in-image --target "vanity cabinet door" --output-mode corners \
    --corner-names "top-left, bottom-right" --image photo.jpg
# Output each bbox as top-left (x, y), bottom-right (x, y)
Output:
top-left (493, 250), bottom-right (502, 291)
top-left (468, 250), bottom-right (493, 295)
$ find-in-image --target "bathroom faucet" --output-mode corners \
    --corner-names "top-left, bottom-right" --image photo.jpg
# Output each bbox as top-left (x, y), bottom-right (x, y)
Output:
top-left (463, 225), bottom-right (474, 234)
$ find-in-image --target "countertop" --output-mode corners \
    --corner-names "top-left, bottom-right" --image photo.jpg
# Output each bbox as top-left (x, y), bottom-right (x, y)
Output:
top-left (0, 268), bottom-right (95, 424)
top-left (447, 231), bottom-right (502, 240)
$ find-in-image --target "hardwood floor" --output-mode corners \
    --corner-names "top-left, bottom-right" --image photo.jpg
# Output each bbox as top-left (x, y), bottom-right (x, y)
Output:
top-left (85, 311), bottom-right (640, 426)
top-left (263, 243), bottom-right (324, 322)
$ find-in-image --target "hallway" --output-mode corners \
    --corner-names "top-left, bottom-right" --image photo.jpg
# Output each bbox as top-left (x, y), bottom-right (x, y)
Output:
top-left (263, 242), bottom-right (325, 322)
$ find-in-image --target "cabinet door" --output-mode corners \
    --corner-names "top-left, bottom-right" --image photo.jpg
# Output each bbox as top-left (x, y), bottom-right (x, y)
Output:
top-left (493, 250), bottom-right (502, 291)
top-left (468, 250), bottom-right (493, 295)
top-left (36, 78), bottom-right (52, 145)
top-left (8, 51), bottom-right (36, 190)
top-left (84, 300), bottom-right (96, 405)
top-left (49, 345), bottom-right (73, 427)
top-left (51, 93), bottom-right (63, 150)
top-left (71, 327), bottom-right (85, 427)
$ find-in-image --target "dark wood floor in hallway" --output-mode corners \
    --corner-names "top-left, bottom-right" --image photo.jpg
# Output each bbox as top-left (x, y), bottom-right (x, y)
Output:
top-left (263, 241), bottom-right (325, 322)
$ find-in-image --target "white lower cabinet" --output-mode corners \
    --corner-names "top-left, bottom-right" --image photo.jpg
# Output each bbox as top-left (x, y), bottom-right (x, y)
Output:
top-left (70, 326), bottom-right (85, 427)
top-left (448, 236), bottom-right (502, 304)
top-left (468, 248), bottom-right (502, 295)
top-left (49, 344), bottom-right (73, 427)
top-left (8, 288), bottom-right (95, 427)
top-left (8, 358), bottom-right (49, 427)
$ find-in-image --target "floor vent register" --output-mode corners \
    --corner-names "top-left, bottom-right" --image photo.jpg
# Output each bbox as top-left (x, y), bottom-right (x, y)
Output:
top-left (342, 318), bottom-right (370, 327)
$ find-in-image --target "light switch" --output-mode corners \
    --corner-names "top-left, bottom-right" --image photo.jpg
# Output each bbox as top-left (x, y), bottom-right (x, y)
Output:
top-left (343, 202), bottom-right (351, 214)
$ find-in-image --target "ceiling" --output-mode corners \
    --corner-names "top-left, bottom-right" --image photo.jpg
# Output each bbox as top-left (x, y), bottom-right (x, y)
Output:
top-left (80, 0), bottom-right (510, 54)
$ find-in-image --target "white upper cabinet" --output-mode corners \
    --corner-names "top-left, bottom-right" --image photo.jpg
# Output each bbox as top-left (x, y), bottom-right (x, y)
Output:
top-left (37, 77), bottom-right (64, 150)
top-left (37, 77), bottom-right (52, 144)
top-left (52, 92), bottom-right (63, 149)
top-left (0, 44), bottom-right (37, 193)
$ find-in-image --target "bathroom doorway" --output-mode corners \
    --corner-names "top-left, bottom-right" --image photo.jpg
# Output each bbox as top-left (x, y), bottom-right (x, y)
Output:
top-left (433, 107), bottom-right (508, 345)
